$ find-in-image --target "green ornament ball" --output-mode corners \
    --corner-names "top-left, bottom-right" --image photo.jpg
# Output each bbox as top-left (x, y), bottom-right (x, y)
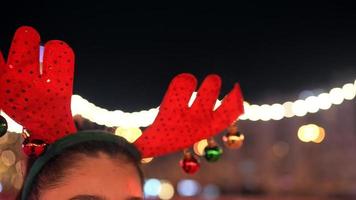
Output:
top-left (0, 115), bottom-right (8, 137)
top-left (204, 146), bottom-right (223, 162)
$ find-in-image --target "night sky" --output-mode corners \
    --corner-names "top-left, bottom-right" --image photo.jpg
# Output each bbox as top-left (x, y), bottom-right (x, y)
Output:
top-left (1, 2), bottom-right (355, 111)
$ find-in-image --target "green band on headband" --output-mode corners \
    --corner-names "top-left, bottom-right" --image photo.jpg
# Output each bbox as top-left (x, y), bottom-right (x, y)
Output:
top-left (21, 131), bottom-right (138, 200)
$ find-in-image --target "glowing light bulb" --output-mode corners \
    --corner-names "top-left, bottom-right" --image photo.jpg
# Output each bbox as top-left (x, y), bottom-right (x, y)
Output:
top-left (317, 93), bottom-right (332, 110)
top-left (283, 101), bottom-right (294, 118)
top-left (342, 83), bottom-right (356, 100)
top-left (115, 127), bottom-right (142, 143)
top-left (270, 103), bottom-right (284, 120)
top-left (292, 100), bottom-right (308, 117)
top-left (259, 104), bottom-right (272, 121)
top-left (305, 96), bottom-right (319, 113)
top-left (247, 104), bottom-right (260, 121)
top-left (329, 88), bottom-right (344, 105)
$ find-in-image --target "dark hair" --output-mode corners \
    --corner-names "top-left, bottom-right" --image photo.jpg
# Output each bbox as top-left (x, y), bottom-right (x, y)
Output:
top-left (18, 135), bottom-right (143, 200)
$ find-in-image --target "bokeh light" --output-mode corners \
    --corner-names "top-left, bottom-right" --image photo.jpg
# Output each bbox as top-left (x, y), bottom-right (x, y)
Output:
top-left (141, 157), bottom-right (154, 164)
top-left (305, 96), bottom-right (319, 113)
top-left (298, 124), bottom-right (326, 143)
top-left (313, 126), bottom-right (326, 143)
top-left (202, 184), bottom-right (220, 199)
top-left (177, 179), bottom-right (201, 197)
top-left (329, 88), bottom-right (344, 105)
top-left (115, 127), bottom-right (142, 143)
top-left (1, 150), bottom-right (16, 167)
top-left (283, 101), bottom-right (295, 118)
top-left (270, 103), bottom-right (285, 120)
top-left (193, 139), bottom-right (208, 156)
top-left (247, 104), bottom-right (260, 121)
top-left (158, 180), bottom-right (175, 200)
top-left (259, 104), bottom-right (272, 121)
top-left (144, 178), bottom-right (161, 197)
top-left (292, 100), bottom-right (308, 117)
top-left (11, 174), bottom-right (23, 190)
top-left (317, 93), bottom-right (332, 110)
top-left (342, 83), bottom-right (356, 100)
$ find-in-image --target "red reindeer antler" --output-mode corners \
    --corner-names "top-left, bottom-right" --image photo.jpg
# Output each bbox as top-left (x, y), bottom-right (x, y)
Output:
top-left (134, 73), bottom-right (244, 158)
top-left (0, 26), bottom-right (76, 143)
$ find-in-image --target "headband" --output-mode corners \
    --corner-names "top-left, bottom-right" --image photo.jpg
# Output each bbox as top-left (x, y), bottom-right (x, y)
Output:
top-left (21, 131), bottom-right (139, 199)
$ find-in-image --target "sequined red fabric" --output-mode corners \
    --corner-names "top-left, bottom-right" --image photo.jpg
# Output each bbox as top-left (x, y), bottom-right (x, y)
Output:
top-left (135, 73), bottom-right (244, 158)
top-left (0, 26), bottom-right (77, 143)
top-left (0, 26), bottom-right (244, 158)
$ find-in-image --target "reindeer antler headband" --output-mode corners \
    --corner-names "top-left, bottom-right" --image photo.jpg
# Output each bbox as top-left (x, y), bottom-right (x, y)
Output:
top-left (0, 26), bottom-right (244, 198)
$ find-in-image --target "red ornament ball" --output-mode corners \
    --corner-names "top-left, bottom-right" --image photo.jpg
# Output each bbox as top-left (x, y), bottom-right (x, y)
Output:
top-left (179, 152), bottom-right (200, 174)
top-left (22, 138), bottom-right (47, 157)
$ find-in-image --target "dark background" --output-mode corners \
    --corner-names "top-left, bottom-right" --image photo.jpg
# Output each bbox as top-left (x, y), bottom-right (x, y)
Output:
top-left (0, 2), bottom-right (355, 111)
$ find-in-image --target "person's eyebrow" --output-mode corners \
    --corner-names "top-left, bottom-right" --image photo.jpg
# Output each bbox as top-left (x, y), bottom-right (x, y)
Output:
top-left (69, 194), bottom-right (107, 200)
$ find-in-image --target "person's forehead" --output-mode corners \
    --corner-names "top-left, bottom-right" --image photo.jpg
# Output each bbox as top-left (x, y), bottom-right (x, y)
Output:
top-left (40, 155), bottom-right (143, 200)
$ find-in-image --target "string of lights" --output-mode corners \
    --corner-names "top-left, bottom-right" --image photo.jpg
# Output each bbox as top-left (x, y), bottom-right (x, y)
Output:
top-left (1, 79), bottom-right (355, 133)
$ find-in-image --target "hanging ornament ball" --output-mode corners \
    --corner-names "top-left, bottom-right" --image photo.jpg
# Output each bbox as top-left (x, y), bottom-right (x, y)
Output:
top-left (179, 151), bottom-right (200, 174)
top-left (223, 131), bottom-right (244, 149)
top-left (204, 145), bottom-right (223, 162)
top-left (22, 138), bottom-right (47, 157)
top-left (0, 115), bottom-right (8, 137)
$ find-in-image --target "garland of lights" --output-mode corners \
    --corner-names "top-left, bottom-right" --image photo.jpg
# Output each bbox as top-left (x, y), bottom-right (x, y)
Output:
top-left (1, 79), bottom-right (355, 133)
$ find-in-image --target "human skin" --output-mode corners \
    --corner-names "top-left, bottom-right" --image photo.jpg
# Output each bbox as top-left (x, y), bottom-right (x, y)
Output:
top-left (38, 153), bottom-right (143, 200)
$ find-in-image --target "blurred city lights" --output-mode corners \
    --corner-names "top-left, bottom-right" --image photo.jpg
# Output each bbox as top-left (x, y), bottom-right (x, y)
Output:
top-left (314, 127), bottom-right (326, 143)
top-left (298, 124), bottom-right (326, 143)
top-left (1, 150), bottom-right (16, 167)
top-left (2, 79), bottom-right (355, 131)
top-left (317, 93), bottom-right (332, 110)
top-left (259, 104), bottom-right (272, 121)
top-left (158, 180), bottom-right (175, 200)
top-left (329, 88), bottom-right (344, 105)
top-left (202, 184), bottom-right (220, 199)
top-left (305, 96), bottom-right (320, 113)
top-left (141, 157), bottom-right (154, 164)
top-left (193, 139), bottom-right (208, 156)
top-left (292, 100), bottom-right (308, 117)
top-left (270, 103), bottom-right (285, 120)
top-left (144, 178), bottom-right (161, 197)
top-left (247, 104), bottom-right (260, 121)
top-left (177, 179), bottom-right (201, 197)
top-left (283, 101), bottom-right (295, 118)
top-left (11, 174), bottom-right (23, 190)
top-left (342, 83), bottom-right (356, 100)
top-left (115, 127), bottom-right (142, 143)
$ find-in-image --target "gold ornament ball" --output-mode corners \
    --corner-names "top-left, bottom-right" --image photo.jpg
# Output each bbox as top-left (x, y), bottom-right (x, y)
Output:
top-left (223, 132), bottom-right (244, 149)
